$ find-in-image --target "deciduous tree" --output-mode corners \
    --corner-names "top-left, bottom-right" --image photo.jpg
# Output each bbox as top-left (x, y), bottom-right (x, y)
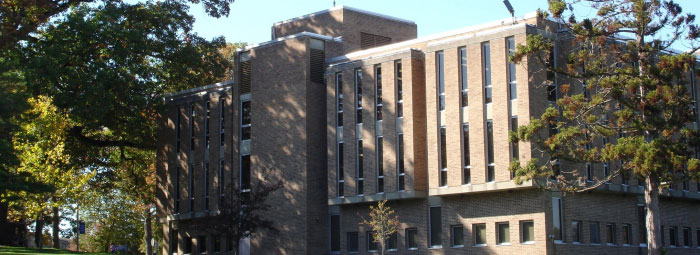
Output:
top-left (360, 200), bottom-right (399, 255)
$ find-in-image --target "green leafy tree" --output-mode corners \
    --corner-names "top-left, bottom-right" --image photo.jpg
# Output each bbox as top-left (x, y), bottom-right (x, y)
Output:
top-left (510, 1), bottom-right (700, 254)
top-left (360, 200), bottom-right (399, 255)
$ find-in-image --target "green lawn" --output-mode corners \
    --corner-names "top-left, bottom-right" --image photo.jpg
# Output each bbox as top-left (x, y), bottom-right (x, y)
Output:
top-left (0, 246), bottom-right (109, 255)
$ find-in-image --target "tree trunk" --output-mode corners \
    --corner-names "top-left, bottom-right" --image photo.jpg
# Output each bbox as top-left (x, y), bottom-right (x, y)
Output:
top-left (644, 175), bottom-right (662, 255)
top-left (52, 207), bottom-right (60, 249)
top-left (145, 208), bottom-right (153, 255)
top-left (35, 214), bottom-right (43, 249)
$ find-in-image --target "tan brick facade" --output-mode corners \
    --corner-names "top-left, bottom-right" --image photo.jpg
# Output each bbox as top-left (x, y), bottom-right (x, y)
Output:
top-left (157, 6), bottom-right (700, 255)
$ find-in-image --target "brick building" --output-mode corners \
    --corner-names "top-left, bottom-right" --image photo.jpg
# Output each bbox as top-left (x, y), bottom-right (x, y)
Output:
top-left (156, 6), bottom-right (700, 255)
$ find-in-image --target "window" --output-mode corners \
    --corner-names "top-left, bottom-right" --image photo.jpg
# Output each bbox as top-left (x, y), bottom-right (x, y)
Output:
top-left (337, 142), bottom-right (344, 197)
top-left (190, 104), bottom-right (195, 151)
top-left (497, 222), bottom-right (510, 245)
top-left (436, 51), bottom-right (445, 111)
top-left (396, 61), bottom-right (405, 192)
top-left (474, 223), bottom-right (486, 246)
top-left (439, 126), bottom-right (447, 187)
top-left (604, 163), bottom-right (611, 184)
top-left (377, 136), bottom-right (384, 193)
top-left (572, 221), bottom-right (582, 243)
top-left (309, 39), bottom-right (325, 83)
top-left (205, 101), bottom-right (210, 150)
top-left (670, 226), bottom-right (678, 247)
top-left (188, 164), bottom-right (194, 211)
top-left (239, 52), bottom-right (251, 94)
top-left (451, 225), bottom-right (464, 247)
top-left (203, 162), bottom-right (209, 211)
top-left (357, 139), bottom-right (364, 195)
top-left (521, 221), bottom-right (535, 244)
top-left (213, 235), bottom-right (221, 253)
top-left (406, 228), bottom-right (418, 250)
top-left (169, 227), bottom-right (177, 254)
top-left (184, 236), bottom-right (193, 254)
top-left (240, 155), bottom-right (251, 203)
top-left (662, 225), bottom-right (665, 246)
top-left (397, 134), bottom-right (405, 191)
top-left (347, 232), bottom-right (358, 252)
top-left (482, 42), bottom-right (492, 104)
top-left (459, 47), bottom-right (468, 107)
top-left (198, 236), bottom-right (207, 253)
top-left (241, 101), bottom-right (251, 140)
top-left (510, 117), bottom-right (518, 179)
top-left (239, 97), bottom-right (251, 205)
top-left (462, 123), bottom-right (471, 184)
top-left (546, 50), bottom-right (556, 102)
top-left (174, 166), bottom-right (180, 214)
top-left (176, 107), bottom-right (181, 153)
top-left (638, 205), bottom-right (647, 246)
top-left (590, 222), bottom-right (600, 244)
top-left (219, 98), bottom-right (225, 147)
top-left (682, 227), bottom-right (690, 247)
top-left (552, 197), bottom-right (564, 242)
top-left (355, 69), bottom-right (363, 125)
top-left (395, 61), bottom-right (403, 118)
top-left (375, 65), bottom-right (383, 121)
top-left (606, 223), bottom-right (616, 245)
top-left (486, 120), bottom-right (495, 182)
top-left (622, 224), bottom-right (631, 245)
top-left (429, 206), bottom-right (442, 247)
top-left (696, 228), bottom-right (700, 248)
top-left (387, 232), bottom-right (397, 251)
top-left (218, 160), bottom-right (223, 208)
top-left (337, 73), bottom-right (344, 128)
top-left (586, 164), bottom-right (593, 182)
top-left (507, 37), bottom-right (517, 100)
top-left (226, 234), bottom-right (233, 252)
top-left (330, 215), bottom-right (340, 252)
top-left (367, 231), bottom-right (378, 252)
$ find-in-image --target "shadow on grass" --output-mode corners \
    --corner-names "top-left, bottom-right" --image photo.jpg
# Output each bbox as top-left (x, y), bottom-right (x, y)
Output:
top-left (0, 246), bottom-right (110, 255)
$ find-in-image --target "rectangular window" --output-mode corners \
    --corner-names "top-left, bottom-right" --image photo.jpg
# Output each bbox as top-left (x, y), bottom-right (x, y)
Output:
top-left (482, 42), bottom-right (492, 104)
top-left (355, 69), bottom-right (363, 125)
top-left (190, 105), bottom-right (196, 151)
top-left (621, 224), bottom-right (631, 245)
top-left (347, 232), bottom-right (358, 252)
top-left (573, 221), bottom-right (582, 243)
top-left (696, 228), bottom-right (700, 247)
top-left (638, 206), bottom-right (647, 245)
top-left (436, 51), bottom-right (445, 111)
top-left (486, 120), bottom-right (495, 182)
top-left (670, 226), bottom-right (678, 246)
top-left (189, 163), bottom-right (194, 211)
top-left (590, 222), bottom-right (600, 244)
top-left (521, 221), bottom-right (535, 244)
top-left (226, 234), bottom-right (233, 252)
top-left (604, 163), bottom-right (611, 183)
top-left (240, 155), bottom-right (251, 193)
top-left (439, 126), bottom-right (447, 187)
top-left (185, 236), bottom-right (193, 254)
top-left (377, 136), bottom-right (384, 193)
top-left (497, 222), bottom-right (510, 245)
top-left (330, 214), bottom-right (340, 252)
top-left (220, 98), bottom-right (225, 147)
top-left (213, 235), bottom-right (221, 253)
top-left (205, 101), bottom-right (210, 150)
top-left (198, 236), bottom-right (207, 253)
top-left (397, 134), bottom-right (405, 191)
top-left (203, 162), bottom-right (209, 211)
top-left (451, 225), bottom-right (464, 247)
top-left (586, 164), bottom-right (593, 182)
top-left (406, 228), bottom-right (418, 250)
top-left (241, 101), bottom-right (251, 140)
top-left (395, 61), bottom-right (403, 118)
top-left (176, 107), bottom-right (181, 153)
top-left (552, 197), bottom-right (564, 242)
top-left (429, 206), bottom-right (442, 247)
top-left (507, 37), bottom-right (517, 100)
top-left (396, 60), bottom-right (405, 192)
top-left (683, 228), bottom-right (690, 247)
top-left (357, 139), bottom-right (364, 195)
top-left (218, 160), bottom-right (223, 208)
top-left (174, 166), bottom-right (180, 214)
top-left (459, 47), bottom-right (468, 107)
top-left (474, 223), bottom-right (486, 246)
top-left (367, 231), bottom-right (378, 252)
top-left (510, 116), bottom-right (519, 179)
top-left (337, 142), bottom-right (344, 197)
top-left (606, 223), bottom-right (616, 245)
top-left (375, 65), bottom-right (382, 121)
top-left (337, 73), bottom-right (344, 127)
top-left (462, 123), bottom-right (471, 185)
top-left (546, 50), bottom-right (556, 102)
top-left (387, 232), bottom-right (397, 251)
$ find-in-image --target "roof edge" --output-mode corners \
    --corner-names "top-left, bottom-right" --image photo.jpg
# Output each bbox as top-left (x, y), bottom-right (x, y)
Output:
top-left (164, 80), bottom-right (234, 100)
top-left (272, 5), bottom-right (415, 26)
top-left (237, 31), bottom-right (342, 52)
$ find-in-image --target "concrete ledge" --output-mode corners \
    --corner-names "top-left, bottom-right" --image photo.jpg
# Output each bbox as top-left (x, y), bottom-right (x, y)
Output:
top-left (327, 190), bottom-right (428, 205)
top-left (428, 180), bottom-right (535, 196)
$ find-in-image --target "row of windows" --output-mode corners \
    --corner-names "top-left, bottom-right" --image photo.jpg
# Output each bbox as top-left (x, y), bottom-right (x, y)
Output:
top-left (175, 100), bottom-right (226, 154)
top-left (173, 233), bottom-right (237, 254)
top-left (336, 60), bottom-right (405, 197)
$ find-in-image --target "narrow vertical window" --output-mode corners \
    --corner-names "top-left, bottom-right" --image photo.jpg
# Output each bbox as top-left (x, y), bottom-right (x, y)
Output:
top-left (459, 47), bottom-right (468, 107)
top-left (572, 221), bottom-right (582, 243)
top-left (174, 166), bottom-right (180, 214)
top-left (521, 221), bottom-right (535, 244)
top-left (439, 126), bottom-right (447, 187)
top-left (190, 105), bottom-right (196, 151)
top-left (387, 232), bottom-right (398, 251)
top-left (203, 162), bottom-right (209, 211)
top-left (375, 65), bottom-right (383, 193)
top-left (375, 65), bottom-right (383, 121)
top-left (695, 228), bottom-right (699, 248)
top-left (474, 223), bottom-right (486, 246)
top-left (507, 37), bottom-right (517, 100)
top-left (241, 101), bottom-right (251, 140)
top-left (590, 222), bottom-right (600, 244)
top-left (330, 214), bottom-right (340, 252)
top-left (220, 98), bottom-right (225, 147)
top-left (367, 231), bottom-right (378, 252)
top-left (397, 134), bottom-right (405, 191)
top-left (395, 61), bottom-right (403, 118)
top-left (682, 227), bottom-right (690, 247)
top-left (436, 51), bottom-right (445, 111)
top-left (240, 98), bottom-right (251, 204)
top-left (240, 155), bottom-right (251, 203)
top-left (638, 205), bottom-right (647, 246)
top-left (604, 163), bottom-right (611, 183)
top-left (176, 107), bottom-right (181, 153)
top-left (205, 101), bottom-right (210, 150)
top-left (406, 228), bottom-right (418, 249)
top-left (451, 225), bottom-right (464, 247)
top-left (213, 235), bottom-right (221, 253)
top-left (462, 123), bottom-right (471, 185)
top-left (429, 206), bottom-right (442, 248)
top-left (347, 232), bottom-right (358, 252)
top-left (586, 164), bottom-right (593, 182)
top-left (510, 117), bottom-right (518, 179)
top-left (357, 139), bottom-right (364, 195)
top-left (376, 136), bottom-right (384, 193)
top-left (552, 197), bottom-right (564, 243)
top-left (337, 142), bottom-right (344, 197)
top-left (622, 224), bottom-right (631, 245)
top-left (185, 236), bottom-right (193, 254)
top-left (482, 42), bottom-right (492, 104)
top-left (189, 163), bottom-right (194, 211)
top-left (486, 120), bottom-right (495, 182)
top-left (395, 61), bottom-right (405, 191)
top-left (497, 222), bottom-right (510, 245)
top-left (606, 223), bottom-right (616, 245)
top-left (198, 236), bottom-right (207, 254)
top-left (355, 69), bottom-right (363, 125)
top-left (218, 160), bottom-right (224, 207)
top-left (336, 72), bottom-right (344, 197)
top-left (670, 226), bottom-right (678, 247)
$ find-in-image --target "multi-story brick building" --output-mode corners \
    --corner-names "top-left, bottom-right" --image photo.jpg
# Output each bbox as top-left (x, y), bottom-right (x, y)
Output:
top-left (156, 6), bottom-right (700, 255)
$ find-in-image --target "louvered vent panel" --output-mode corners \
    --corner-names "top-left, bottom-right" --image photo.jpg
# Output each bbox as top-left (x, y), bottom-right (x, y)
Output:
top-left (310, 48), bottom-right (325, 83)
top-left (360, 32), bottom-right (392, 50)
top-left (240, 61), bottom-right (251, 94)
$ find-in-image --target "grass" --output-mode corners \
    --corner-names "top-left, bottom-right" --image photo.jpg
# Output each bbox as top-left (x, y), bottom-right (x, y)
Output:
top-left (0, 246), bottom-right (109, 255)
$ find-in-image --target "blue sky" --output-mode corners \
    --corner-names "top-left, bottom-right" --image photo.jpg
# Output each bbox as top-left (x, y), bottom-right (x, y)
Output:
top-left (189, 0), bottom-right (700, 51)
